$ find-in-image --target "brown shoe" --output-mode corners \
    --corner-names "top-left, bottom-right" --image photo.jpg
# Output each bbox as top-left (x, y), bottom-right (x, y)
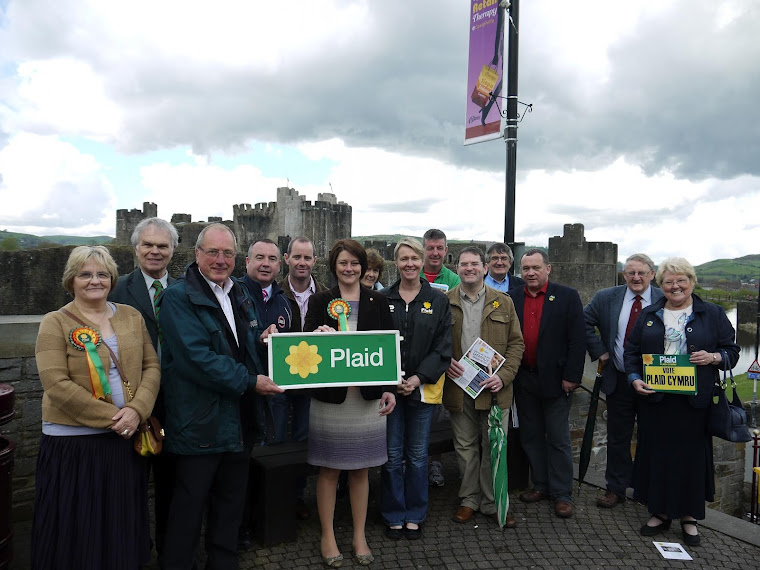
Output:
top-left (452, 506), bottom-right (475, 523)
top-left (554, 500), bottom-right (574, 518)
top-left (519, 489), bottom-right (549, 503)
top-left (489, 513), bottom-right (517, 528)
top-left (596, 491), bottom-right (623, 509)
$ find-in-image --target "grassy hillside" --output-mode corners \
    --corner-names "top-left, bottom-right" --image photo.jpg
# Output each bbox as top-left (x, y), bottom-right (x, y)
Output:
top-left (0, 230), bottom-right (114, 249)
top-left (695, 254), bottom-right (760, 282)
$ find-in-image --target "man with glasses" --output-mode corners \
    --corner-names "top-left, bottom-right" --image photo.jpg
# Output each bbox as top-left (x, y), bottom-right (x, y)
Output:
top-left (444, 247), bottom-right (524, 527)
top-left (584, 253), bottom-right (663, 508)
top-left (109, 217), bottom-right (177, 563)
top-left (158, 224), bottom-right (283, 569)
top-left (484, 242), bottom-right (524, 292)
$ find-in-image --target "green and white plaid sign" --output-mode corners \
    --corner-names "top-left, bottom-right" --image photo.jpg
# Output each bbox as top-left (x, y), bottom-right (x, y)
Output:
top-left (267, 330), bottom-right (402, 389)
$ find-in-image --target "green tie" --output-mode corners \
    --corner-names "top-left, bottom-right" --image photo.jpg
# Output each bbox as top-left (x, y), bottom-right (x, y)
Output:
top-left (153, 280), bottom-right (164, 346)
top-left (153, 280), bottom-right (163, 316)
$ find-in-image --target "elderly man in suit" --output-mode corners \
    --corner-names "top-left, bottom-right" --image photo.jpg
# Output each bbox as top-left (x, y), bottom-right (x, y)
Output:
top-left (110, 217), bottom-right (178, 350)
top-left (109, 216), bottom-right (177, 561)
top-left (509, 249), bottom-right (586, 518)
top-left (584, 253), bottom-right (662, 508)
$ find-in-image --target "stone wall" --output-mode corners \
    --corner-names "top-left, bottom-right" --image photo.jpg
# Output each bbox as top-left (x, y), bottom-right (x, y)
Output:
top-left (548, 223), bottom-right (618, 305)
top-left (0, 317), bottom-right (43, 521)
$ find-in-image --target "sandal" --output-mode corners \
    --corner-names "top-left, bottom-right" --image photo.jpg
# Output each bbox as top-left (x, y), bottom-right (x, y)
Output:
top-left (680, 520), bottom-right (700, 546)
top-left (640, 514), bottom-right (671, 536)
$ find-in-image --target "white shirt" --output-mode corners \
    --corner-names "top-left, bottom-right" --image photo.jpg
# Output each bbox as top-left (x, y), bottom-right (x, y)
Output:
top-left (199, 272), bottom-right (239, 346)
top-left (289, 276), bottom-right (316, 329)
top-left (141, 270), bottom-right (169, 306)
top-left (614, 285), bottom-right (653, 371)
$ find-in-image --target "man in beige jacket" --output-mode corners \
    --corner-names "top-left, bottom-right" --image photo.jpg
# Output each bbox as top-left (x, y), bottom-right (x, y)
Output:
top-left (444, 246), bottom-right (524, 528)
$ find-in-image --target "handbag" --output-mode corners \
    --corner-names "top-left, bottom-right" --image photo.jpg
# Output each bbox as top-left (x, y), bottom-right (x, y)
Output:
top-left (707, 349), bottom-right (751, 443)
top-left (134, 415), bottom-right (165, 456)
top-left (60, 307), bottom-right (165, 455)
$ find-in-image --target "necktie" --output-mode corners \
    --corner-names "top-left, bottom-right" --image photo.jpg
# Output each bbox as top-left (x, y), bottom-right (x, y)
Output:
top-left (624, 295), bottom-right (642, 345)
top-left (263, 290), bottom-right (268, 302)
top-left (153, 280), bottom-right (164, 346)
top-left (152, 280), bottom-right (163, 316)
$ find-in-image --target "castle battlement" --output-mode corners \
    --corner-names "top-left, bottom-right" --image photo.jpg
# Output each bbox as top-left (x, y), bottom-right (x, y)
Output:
top-left (117, 188), bottom-right (351, 258)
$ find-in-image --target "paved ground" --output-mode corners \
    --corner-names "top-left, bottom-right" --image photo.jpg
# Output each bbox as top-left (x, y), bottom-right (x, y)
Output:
top-left (14, 451), bottom-right (760, 569)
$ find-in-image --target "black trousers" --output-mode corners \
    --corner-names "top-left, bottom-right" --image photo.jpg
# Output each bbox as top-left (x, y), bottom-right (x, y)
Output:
top-left (604, 371), bottom-right (642, 497)
top-left (162, 451), bottom-right (249, 570)
top-left (151, 451), bottom-right (175, 561)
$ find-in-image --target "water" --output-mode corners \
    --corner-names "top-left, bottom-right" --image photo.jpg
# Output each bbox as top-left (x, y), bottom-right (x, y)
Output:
top-left (726, 308), bottom-right (759, 377)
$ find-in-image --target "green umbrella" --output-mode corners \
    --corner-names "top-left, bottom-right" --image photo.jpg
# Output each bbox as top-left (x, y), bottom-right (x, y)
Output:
top-left (488, 394), bottom-right (509, 528)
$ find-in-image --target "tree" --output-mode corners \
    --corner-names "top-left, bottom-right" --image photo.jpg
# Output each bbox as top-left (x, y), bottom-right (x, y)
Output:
top-left (0, 237), bottom-right (19, 251)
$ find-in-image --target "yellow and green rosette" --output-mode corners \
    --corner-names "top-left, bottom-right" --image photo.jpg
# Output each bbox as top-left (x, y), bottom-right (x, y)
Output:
top-left (69, 326), bottom-right (111, 400)
top-left (327, 298), bottom-right (351, 331)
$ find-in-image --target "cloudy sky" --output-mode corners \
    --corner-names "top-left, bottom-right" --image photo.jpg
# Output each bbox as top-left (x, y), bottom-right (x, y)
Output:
top-left (0, 0), bottom-right (757, 265)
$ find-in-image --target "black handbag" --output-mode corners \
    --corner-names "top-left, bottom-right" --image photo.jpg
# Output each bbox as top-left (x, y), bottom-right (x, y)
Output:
top-left (707, 350), bottom-right (751, 443)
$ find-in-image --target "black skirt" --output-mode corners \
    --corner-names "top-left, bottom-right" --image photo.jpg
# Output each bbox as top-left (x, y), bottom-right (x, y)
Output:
top-left (31, 432), bottom-right (151, 570)
top-left (633, 395), bottom-right (715, 519)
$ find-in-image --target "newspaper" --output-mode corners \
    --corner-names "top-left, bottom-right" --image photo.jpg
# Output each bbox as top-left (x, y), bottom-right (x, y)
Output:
top-left (450, 337), bottom-right (505, 399)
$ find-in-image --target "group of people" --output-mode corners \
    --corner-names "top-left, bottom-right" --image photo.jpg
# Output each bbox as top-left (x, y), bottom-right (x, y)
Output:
top-left (31, 218), bottom-right (739, 569)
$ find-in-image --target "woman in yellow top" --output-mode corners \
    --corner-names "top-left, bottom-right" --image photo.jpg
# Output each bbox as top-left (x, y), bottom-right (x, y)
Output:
top-left (32, 246), bottom-right (160, 570)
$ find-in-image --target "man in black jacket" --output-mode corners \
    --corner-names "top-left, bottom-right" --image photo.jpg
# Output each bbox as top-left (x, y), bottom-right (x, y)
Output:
top-left (509, 249), bottom-right (586, 519)
top-left (109, 216), bottom-right (177, 562)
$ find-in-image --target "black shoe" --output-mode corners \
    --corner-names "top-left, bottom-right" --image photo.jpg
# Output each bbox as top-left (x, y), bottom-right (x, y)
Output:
top-left (640, 514), bottom-right (671, 536)
top-left (237, 527), bottom-right (255, 551)
top-left (385, 526), bottom-right (403, 540)
top-left (681, 520), bottom-right (700, 546)
top-left (404, 524), bottom-right (422, 540)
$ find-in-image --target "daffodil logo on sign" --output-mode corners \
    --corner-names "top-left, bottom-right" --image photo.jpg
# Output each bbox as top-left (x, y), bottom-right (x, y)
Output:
top-left (285, 341), bottom-right (323, 379)
top-left (642, 354), bottom-right (654, 366)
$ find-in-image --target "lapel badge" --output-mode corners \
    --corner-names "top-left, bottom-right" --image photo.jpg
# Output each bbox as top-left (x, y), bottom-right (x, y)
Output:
top-left (492, 300), bottom-right (500, 308)
top-left (646, 320), bottom-right (653, 327)
top-left (548, 295), bottom-right (555, 302)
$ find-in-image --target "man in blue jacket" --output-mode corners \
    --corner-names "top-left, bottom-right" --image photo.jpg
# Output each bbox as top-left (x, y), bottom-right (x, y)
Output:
top-left (584, 253), bottom-right (662, 508)
top-left (159, 224), bottom-right (283, 570)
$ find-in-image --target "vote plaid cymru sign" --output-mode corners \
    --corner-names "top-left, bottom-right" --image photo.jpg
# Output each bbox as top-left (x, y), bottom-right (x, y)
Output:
top-left (642, 353), bottom-right (697, 395)
top-left (268, 331), bottom-right (402, 389)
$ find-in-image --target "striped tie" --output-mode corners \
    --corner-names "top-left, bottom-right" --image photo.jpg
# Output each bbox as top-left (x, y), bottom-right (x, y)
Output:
top-left (153, 280), bottom-right (164, 344)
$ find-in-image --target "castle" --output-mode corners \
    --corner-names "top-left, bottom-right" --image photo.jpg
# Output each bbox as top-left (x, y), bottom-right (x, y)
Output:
top-left (115, 187), bottom-right (352, 258)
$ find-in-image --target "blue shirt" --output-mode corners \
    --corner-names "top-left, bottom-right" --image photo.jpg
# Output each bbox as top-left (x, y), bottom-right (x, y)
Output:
top-left (485, 273), bottom-right (512, 292)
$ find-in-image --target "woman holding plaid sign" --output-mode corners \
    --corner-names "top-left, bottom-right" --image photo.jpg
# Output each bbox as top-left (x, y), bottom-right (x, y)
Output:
top-left (625, 257), bottom-right (739, 546)
top-left (304, 239), bottom-right (396, 567)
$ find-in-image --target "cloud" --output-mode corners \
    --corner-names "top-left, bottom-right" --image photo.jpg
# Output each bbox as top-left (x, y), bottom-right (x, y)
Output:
top-left (368, 198), bottom-right (439, 214)
top-left (0, 133), bottom-right (116, 233)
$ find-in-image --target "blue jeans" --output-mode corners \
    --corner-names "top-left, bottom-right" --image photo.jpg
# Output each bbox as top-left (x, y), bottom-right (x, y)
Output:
top-left (268, 391), bottom-right (311, 444)
top-left (380, 398), bottom-right (434, 526)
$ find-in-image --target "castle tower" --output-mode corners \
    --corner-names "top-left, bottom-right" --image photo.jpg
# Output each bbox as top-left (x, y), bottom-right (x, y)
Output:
top-left (548, 223), bottom-right (618, 304)
top-left (115, 202), bottom-right (157, 245)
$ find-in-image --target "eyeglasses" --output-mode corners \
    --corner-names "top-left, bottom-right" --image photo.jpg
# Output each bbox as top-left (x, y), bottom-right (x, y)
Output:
top-left (76, 272), bottom-right (111, 281)
top-left (624, 271), bottom-right (651, 278)
top-left (662, 278), bottom-right (690, 287)
top-left (489, 255), bottom-right (512, 263)
top-left (198, 247), bottom-right (236, 259)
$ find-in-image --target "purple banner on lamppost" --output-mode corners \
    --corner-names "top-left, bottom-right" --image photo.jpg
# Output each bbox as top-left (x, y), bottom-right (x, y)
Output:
top-left (464, 0), bottom-right (506, 145)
